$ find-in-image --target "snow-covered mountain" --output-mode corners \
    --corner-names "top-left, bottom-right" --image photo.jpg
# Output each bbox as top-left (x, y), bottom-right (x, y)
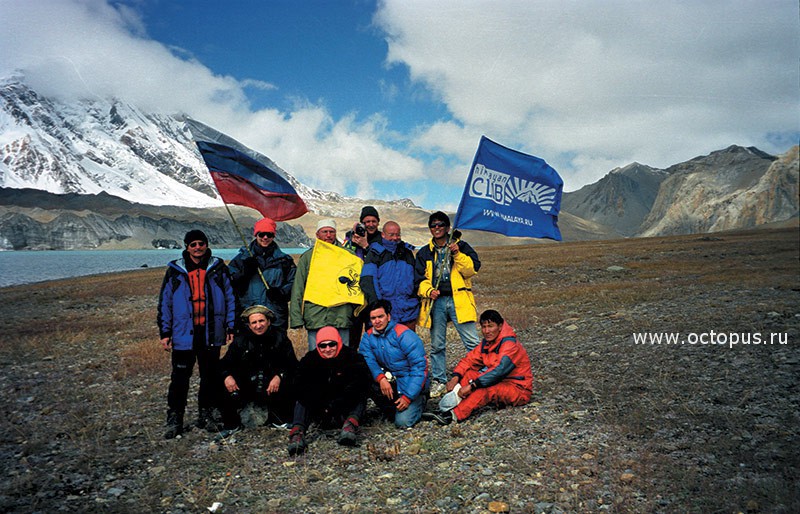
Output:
top-left (0, 78), bottom-right (222, 207)
top-left (0, 76), bottom-right (417, 215)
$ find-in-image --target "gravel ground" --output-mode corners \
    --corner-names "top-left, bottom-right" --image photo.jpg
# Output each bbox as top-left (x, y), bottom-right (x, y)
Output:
top-left (0, 227), bottom-right (797, 513)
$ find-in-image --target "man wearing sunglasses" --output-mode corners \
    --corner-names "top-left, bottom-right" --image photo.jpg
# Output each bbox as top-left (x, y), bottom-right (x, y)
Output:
top-left (157, 229), bottom-right (236, 439)
top-left (414, 211), bottom-right (481, 398)
top-left (228, 217), bottom-right (297, 332)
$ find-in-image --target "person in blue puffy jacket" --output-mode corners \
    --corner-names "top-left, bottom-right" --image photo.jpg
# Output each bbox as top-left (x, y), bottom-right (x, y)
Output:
top-left (157, 230), bottom-right (236, 439)
top-left (359, 300), bottom-right (429, 428)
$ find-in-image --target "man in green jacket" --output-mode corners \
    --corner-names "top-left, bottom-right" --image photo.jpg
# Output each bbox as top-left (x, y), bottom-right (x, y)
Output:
top-left (290, 219), bottom-right (356, 351)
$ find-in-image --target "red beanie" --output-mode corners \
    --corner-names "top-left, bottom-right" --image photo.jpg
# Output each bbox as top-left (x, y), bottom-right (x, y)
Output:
top-left (253, 217), bottom-right (277, 236)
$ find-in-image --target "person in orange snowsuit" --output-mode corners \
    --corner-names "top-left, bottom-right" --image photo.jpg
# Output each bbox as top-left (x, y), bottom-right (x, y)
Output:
top-left (443, 309), bottom-right (533, 422)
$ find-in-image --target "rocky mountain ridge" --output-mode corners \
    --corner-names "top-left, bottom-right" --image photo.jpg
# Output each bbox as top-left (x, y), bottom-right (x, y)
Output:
top-left (1, 76), bottom-right (798, 248)
top-left (563, 145), bottom-right (798, 238)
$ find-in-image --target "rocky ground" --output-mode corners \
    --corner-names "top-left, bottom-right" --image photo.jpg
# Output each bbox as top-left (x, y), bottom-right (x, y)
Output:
top-left (0, 226), bottom-right (797, 513)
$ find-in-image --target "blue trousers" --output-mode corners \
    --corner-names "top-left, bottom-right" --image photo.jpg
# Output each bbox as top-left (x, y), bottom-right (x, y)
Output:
top-left (429, 295), bottom-right (479, 383)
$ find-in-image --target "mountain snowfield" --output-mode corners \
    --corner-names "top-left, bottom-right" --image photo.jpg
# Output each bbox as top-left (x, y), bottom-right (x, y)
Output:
top-left (0, 80), bottom-right (221, 207)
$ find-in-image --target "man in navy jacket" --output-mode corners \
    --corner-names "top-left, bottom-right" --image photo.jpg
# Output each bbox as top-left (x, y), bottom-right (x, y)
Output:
top-left (157, 230), bottom-right (236, 439)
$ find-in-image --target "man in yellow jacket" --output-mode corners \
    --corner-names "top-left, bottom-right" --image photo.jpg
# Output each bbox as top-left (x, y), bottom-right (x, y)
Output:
top-left (414, 211), bottom-right (481, 397)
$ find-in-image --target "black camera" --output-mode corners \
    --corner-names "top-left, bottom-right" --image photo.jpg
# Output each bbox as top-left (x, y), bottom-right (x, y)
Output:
top-left (354, 223), bottom-right (367, 237)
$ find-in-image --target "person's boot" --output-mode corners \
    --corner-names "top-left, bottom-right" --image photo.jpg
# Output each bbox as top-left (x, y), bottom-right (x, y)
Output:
top-left (337, 417), bottom-right (358, 447)
top-left (287, 426), bottom-right (307, 456)
top-left (164, 410), bottom-right (184, 439)
top-left (198, 408), bottom-right (224, 432)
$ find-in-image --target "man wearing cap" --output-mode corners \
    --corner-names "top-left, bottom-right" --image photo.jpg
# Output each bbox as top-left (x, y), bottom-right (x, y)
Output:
top-left (228, 217), bottom-right (297, 331)
top-left (218, 305), bottom-right (298, 435)
top-left (290, 219), bottom-right (357, 351)
top-left (287, 326), bottom-right (372, 455)
top-left (344, 205), bottom-right (382, 259)
top-left (343, 206), bottom-right (382, 347)
top-left (414, 211), bottom-right (481, 398)
top-left (157, 229), bottom-right (236, 439)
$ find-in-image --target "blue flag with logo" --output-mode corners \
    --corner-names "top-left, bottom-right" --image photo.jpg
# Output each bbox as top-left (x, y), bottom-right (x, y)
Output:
top-left (453, 136), bottom-right (563, 241)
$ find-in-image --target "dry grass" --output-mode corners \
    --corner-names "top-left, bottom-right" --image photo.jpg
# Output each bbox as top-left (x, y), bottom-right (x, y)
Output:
top-left (0, 226), bottom-right (797, 513)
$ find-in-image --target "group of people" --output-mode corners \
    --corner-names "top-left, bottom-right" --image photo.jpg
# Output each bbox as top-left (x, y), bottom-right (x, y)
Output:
top-left (157, 206), bottom-right (533, 454)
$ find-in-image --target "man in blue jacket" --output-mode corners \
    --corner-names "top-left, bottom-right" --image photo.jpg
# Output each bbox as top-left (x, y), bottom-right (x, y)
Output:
top-left (157, 230), bottom-right (236, 439)
top-left (359, 300), bottom-right (429, 428)
top-left (360, 221), bottom-right (420, 331)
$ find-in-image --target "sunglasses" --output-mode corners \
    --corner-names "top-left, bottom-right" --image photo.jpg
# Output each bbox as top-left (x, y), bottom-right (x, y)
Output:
top-left (188, 241), bottom-right (207, 248)
top-left (429, 222), bottom-right (447, 229)
top-left (256, 232), bottom-right (275, 239)
top-left (317, 341), bottom-right (337, 349)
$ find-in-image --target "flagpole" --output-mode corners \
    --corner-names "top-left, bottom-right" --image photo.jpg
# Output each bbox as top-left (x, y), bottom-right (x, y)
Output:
top-left (221, 202), bottom-right (270, 291)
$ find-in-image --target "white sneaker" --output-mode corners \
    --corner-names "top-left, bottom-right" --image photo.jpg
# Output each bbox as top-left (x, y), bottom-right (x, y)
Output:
top-left (430, 381), bottom-right (447, 398)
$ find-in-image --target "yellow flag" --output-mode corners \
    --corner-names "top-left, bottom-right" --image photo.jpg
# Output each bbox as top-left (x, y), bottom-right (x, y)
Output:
top-left (303, 239), bottom-right (365, 308)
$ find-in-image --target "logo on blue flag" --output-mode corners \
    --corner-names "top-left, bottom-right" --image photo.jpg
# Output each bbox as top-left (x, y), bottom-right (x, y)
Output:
top-left (454, 136), bottom-right (563, 240)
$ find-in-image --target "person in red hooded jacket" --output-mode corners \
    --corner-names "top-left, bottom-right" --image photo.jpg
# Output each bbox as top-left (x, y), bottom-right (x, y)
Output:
top-left (287, 326), bottom-right (372, 455)
top-left (428, 310), bottom-right (533, 424)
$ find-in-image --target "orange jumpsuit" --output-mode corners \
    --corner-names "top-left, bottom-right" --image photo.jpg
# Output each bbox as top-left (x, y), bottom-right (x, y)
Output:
top-left (451, 322), bottom-right (533, 421)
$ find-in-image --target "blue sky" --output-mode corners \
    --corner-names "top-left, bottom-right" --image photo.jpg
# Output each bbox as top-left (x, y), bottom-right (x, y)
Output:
top-left (1, 0), bottom-right (798, 210)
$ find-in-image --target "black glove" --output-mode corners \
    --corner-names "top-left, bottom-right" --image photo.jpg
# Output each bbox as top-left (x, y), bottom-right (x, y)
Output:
top-left (242, 256), bottom-right (259, 276)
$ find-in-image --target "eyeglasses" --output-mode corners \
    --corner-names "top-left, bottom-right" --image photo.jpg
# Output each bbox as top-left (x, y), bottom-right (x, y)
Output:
top-left (429, 222), bottom-right (447, 229)
top-left (317, 341), bottom-right (337, 349)
top-left (256, 232), bottom-right (275, 239)
top-left (188, 241), bottom-right (207, 248)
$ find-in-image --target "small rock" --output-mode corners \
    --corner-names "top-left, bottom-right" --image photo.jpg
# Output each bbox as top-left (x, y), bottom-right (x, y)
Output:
top-left (267, 499), bottom-right (282, 509)
top-left (620, 472), bottom-right (635, 482)
top-left (488, 500), bottom-right (510, 512)
top-left (565, 324), bottom-right (579, 331)
top-left (581, 453), bottom-right (595, 460)
top-left (606, 265), bottom-right (626, 272)
top-left (106, 487), bottom-right (125, 497)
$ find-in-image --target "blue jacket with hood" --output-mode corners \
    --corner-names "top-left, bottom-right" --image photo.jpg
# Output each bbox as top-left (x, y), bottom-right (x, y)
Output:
top-left (157, 252), bottom-right (236, 351)
top-left (359, 319), bottom-right (429, 403)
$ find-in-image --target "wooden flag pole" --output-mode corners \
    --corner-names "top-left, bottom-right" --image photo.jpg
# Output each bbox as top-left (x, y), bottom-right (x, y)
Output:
top-left (222, 202), bottom-right (270, 291)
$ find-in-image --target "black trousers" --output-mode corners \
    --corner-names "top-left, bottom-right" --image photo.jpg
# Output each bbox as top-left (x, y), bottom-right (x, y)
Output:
top-left (219, 375), bottom-right (295, 428)
top-left (291, 398), bottom-right (366, 431)
top-left (166, 328), bottom-right (222, 415)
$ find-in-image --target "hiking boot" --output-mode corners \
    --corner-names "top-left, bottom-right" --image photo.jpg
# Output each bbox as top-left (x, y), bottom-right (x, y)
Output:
top-left (337, 418), bottom-right (358, 447)
top-left (421, 411), bottom-right (455, 426)
top-left (164, 411), bottom-right (184, 439)
top-left (197, 408), bottom-right (224, 432)
top-left (287, 427), bottom-right (307, 456)
top-left (429, 381), bottom-right (447, 398)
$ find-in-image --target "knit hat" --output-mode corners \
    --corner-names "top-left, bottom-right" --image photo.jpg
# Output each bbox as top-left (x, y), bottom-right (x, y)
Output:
top-left (316, 219), bottom-right (337, 231)
top-left (241, 304), bottom-right (276, 322)
top-left (359, 205), bottom-right (380, 222)
top-left (253, 217), bottom-right (277, 236)
top-left (428, 211), bottom-right (451, 227)
top-left (316, 326), bottom-right (343, 358)
top-left (183, 229), bottom-right (209, 246)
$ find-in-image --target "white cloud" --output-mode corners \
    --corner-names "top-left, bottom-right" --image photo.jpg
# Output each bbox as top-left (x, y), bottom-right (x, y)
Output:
top-left (375, 0), bottom-right (800, 189)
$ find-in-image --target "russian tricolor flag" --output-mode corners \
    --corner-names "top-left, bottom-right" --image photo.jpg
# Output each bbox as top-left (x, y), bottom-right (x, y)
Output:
top-left (186, 118), bottom-right (308, 221)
